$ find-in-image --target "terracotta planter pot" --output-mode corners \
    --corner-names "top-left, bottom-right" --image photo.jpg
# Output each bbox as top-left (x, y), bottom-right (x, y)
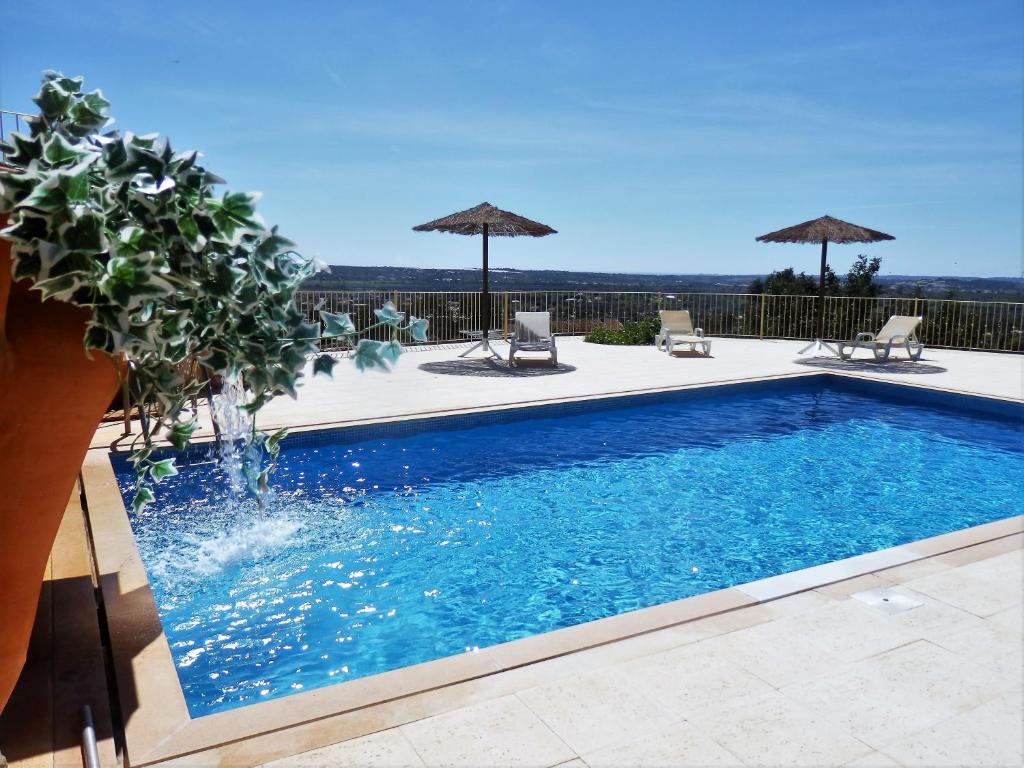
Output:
top-left (0, 217), bottom-right (120, 712)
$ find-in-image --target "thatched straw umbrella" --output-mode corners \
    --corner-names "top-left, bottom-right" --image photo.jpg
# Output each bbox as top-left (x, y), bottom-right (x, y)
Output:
top-left (414, 203), bottom-right (556, 358)
top-left (756, 215), bottom-right (894, 351)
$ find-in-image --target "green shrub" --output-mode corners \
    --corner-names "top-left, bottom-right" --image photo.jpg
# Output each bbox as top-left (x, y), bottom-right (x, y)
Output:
top-left (584, 316), bottom-right (661, 345)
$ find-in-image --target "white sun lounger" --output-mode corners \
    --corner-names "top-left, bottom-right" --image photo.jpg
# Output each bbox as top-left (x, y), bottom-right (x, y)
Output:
top-left (509, 311), bottom-right (557, 366)
top-left (838, 315), bottom-right (924, 361)
top-left (657, 310), bottom-right (711, 356)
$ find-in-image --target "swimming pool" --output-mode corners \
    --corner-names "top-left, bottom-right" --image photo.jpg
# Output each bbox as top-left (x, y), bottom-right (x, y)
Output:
top-left (114, 376), bottom-right (1023, 716)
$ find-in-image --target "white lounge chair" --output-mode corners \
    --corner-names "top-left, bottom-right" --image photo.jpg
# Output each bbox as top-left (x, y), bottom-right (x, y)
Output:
top-left (509, 311), bottom-right (557, 366)
top-left (838, 315), bottom-right (924, 361)
top-left (657, 310), bottom-right (711, 356)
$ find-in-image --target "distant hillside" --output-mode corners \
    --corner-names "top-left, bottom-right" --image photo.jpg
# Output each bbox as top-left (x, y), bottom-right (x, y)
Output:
top-left (302, 265), bottom-right (1023, 301)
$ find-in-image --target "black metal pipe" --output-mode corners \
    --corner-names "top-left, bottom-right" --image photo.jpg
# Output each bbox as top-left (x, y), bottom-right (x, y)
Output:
top-left (816, 238), bottom-right (828, 339)
top-left (481, 222), bottom-right (490, 340)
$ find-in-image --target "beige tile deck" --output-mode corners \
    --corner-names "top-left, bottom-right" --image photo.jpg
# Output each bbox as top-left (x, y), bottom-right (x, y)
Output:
top-left (265, 539), bottom-right (1023, 768)
top-left (261, 729), bottom-right (425, 768)
top-left (399, 695), bottom-right (574, 767)
top-left (515, 667), bottom-right (676, 754)
top-left (580, 722), bottom-right (741, 767)
top-left (89, 336), bottom-right (1024, 450)
top-left (878, 689), bottom-right (1023, 767)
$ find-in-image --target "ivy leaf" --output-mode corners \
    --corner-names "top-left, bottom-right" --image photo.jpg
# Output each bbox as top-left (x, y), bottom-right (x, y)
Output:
top-left (407, 316), bottom-right (430, 343)
top-left (63, 210), bottom-right (106, 252)
top-left (312, 353), bottom-right (337, 378)
top-left (34, 78), bottom-right (73, 117)
top-left (131, 485), bottom-right (155, 513)
top-left (211, 191), bottom-right (263, 240)
top-left (42, 133), bottom-right (89, 166)
top-left (128, 446), bottom-right (153, 467)
top-left (166, 420), bottom-right (199, 450)
top-left (1, 132), bottom-right (44, 166)
top-left (379, 339), bottom-right (402, 365)
top-left (69, 90), bottom-right (111, 132)
top-left (149, 458), bottom-right (179, 482)
top-left (320, 311), bottom-right (355, 337)
top-left (350, 338), bottom-right (387, 371)
top-left (58, 162), bottom-right (93, 203)
top-left (32, 272), bottom-right (83, 302)
top-left (18, 174), bottom-right (66, 212)
top-left (98, 255), bottom-right (174, 308)
top-left (374, 301), bottom-right (404, 326)
top-left (265, 427), bottom-right (288, 459)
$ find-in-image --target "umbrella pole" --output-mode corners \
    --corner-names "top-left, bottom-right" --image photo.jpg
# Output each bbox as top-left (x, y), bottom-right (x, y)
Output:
top-left (482, 223), bottom-right (490, 349)
top-left (816, 237), bottom-right (827, 339)
top-left (799, 238), bottom-right (838, 356)
top-left (458, 222), bottom-right (499, 359)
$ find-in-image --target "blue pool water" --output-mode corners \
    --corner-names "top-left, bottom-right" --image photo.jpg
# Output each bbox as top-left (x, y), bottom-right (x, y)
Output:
top-left (114, 376), bottom-right (1023, 716)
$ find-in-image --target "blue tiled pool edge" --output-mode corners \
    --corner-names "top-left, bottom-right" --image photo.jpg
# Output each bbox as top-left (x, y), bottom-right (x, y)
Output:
top-left (112, 373), bottom-right (1023, 470)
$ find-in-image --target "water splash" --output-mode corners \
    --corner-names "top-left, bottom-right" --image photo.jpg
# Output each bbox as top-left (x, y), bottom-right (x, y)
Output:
top-left (213, 376), bottom-right (260, 498)
top-left (186, 375), bottom-right (299, 575)
top-left (190, 516), bottom-right (304, 576)
top-left (144, 514), bottom-right (304, 584)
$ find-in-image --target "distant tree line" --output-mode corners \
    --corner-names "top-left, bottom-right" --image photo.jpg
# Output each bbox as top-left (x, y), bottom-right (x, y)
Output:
top-left (300, 262), bottom-right (1022, 302)
top-left (748, 256), bottom-right (884, 297)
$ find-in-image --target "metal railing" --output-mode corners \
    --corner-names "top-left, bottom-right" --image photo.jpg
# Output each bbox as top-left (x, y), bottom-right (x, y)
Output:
top-left (294, 290), bottom-right (1024, 353)
top-left (0, 108), bottom-right (33, 155)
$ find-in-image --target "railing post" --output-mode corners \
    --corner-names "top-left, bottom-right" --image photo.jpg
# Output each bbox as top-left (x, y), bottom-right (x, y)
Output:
top-left (503, 292), bottom-right (510, 339)
top-left (759, 294), bottom-right (766, 340)
top-left (392, 290), bottom-right (400, 343)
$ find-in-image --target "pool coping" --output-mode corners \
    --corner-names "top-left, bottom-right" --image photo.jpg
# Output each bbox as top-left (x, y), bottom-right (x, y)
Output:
top-left (80, 371), bottom-right (1024, 767)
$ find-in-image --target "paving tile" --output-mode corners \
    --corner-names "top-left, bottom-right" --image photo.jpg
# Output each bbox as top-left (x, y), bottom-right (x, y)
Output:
top-left (987, 601), bottom-right (1023, 634)
top-left (263, 729), bottom-right (425, 768)
top-left (930, 613), bottom-right (1023, 677)
top-left (517, 667), bottom-right (674, 754)
top-left (617, 642), bottom-right (775, 721)
top-left (582, 720), bottom-right (742, 767)
top-left (957, 547), bottom-right (1023, 583)
top-left (879, 689), bottom-right (1023, 767)
top-left (781, 640), bottom-right (1010, 749)
top-left (686, 690), bottom-right (872, 766)
top-left (698, 611), bottom-right (850, 688)
top-left (844, 751), bottom-right (902, 767)
top-left (901, 565), bottom-right (1020, 617)
top-left (779, 599), bottom-right (917, 662)
top-left (400, 695), bottom-right (575, 767)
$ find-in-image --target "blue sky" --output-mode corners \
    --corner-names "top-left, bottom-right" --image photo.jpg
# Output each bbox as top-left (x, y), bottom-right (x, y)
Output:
top-left (3, 1), bottom-right (1022, 277)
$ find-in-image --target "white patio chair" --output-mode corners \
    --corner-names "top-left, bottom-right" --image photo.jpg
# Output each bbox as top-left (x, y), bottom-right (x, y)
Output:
top-left (508, 312), bottom-right (557, 366)
top-left (838, 315), bottom-right (924, 361)
top-left (657, 310), bottom-right (711, 356)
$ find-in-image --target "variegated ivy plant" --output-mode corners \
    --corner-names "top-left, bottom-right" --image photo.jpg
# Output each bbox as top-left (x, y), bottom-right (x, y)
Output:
top-left (0, 71), bottom-right (428, 511)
